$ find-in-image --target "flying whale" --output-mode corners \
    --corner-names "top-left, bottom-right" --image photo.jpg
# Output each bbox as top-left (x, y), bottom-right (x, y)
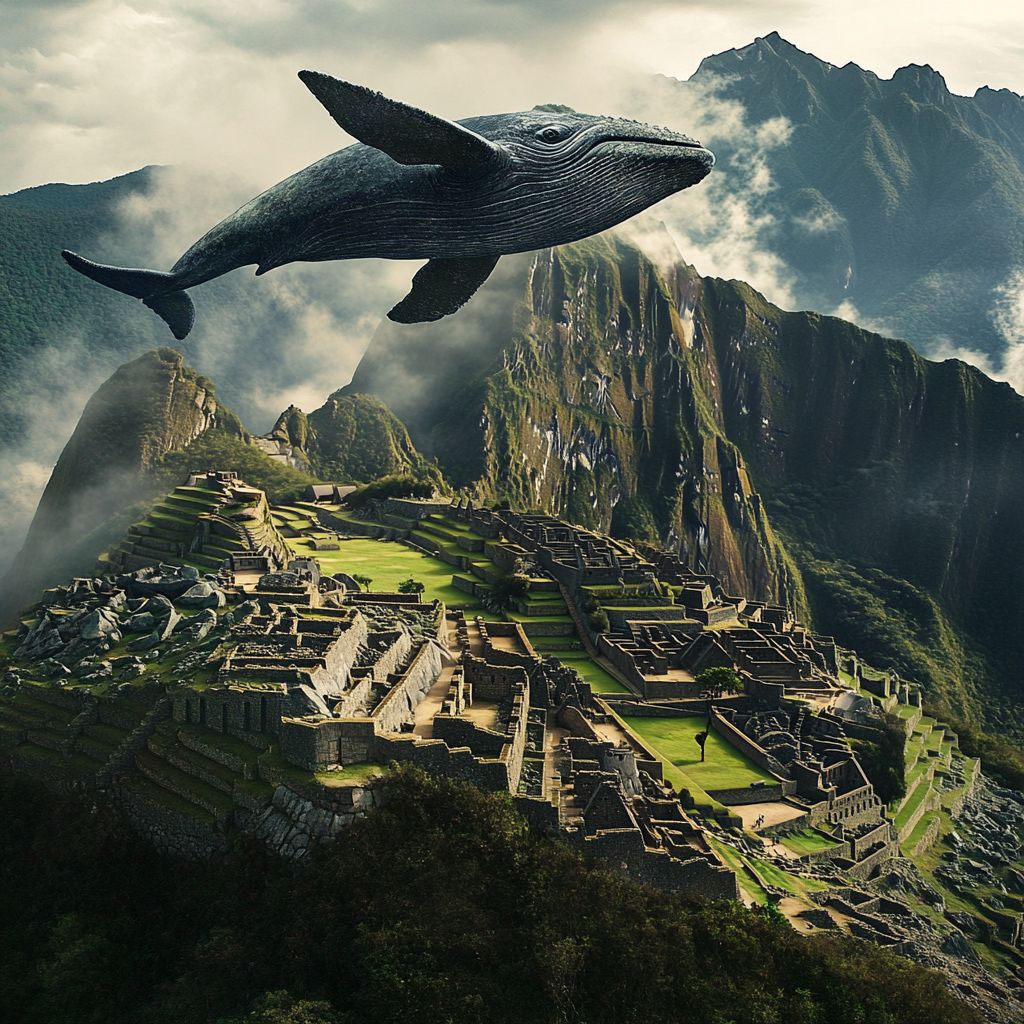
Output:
top-left (61, 71), bottom-right (715, 338)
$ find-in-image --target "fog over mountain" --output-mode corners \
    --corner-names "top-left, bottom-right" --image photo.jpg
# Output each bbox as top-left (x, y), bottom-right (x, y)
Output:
top-left (3, 25), bottom-right (1024, 577)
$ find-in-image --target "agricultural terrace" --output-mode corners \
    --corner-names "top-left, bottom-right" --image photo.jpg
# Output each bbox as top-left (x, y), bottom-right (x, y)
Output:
top-left (271, 504), bottom-right (628, 692)
top-left (293, 535), bottom-right (483, 611)
top-left (620, 713), bottom-right (774, 792)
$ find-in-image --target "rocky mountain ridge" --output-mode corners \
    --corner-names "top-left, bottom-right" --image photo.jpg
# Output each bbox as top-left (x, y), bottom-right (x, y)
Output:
top-left (344, 234), bottom-right (1024, 736)
top-left (687, 32), bottom-right (1024, 361)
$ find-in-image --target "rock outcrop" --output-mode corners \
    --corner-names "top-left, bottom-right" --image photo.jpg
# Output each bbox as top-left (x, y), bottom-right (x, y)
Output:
top-left (2, 349), bottom-right (243, 620)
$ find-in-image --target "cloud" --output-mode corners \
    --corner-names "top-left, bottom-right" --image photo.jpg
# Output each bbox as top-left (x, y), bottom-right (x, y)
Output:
top-left (0, 331), bottom-right (113, 575)
top-left (614, 74), bottom-right (799, 307)
top-left (927, 271), bottom-right (1024, 397)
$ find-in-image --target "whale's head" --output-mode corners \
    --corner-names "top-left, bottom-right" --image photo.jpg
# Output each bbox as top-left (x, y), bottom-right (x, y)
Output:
top-left (295, 72), bottom-right (715, 254)
top-left (459, 105), bottom-right (715, 245)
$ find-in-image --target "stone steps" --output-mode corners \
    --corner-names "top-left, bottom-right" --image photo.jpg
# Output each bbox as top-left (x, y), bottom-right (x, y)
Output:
top-left (118, 774), bottom-right (218, 826)
top-left (174, 723), bottom-right (264, 776)
top-left (133, 749), bottom-right (235, 824)
top-left (25, 728), bottom-right (67, 752)
top-left (83, 721), bottom-right (129, 747)
top-left (147, 731), bottom-right (240, 795)
top-left (0, 703), bottom-right (46, 730)
top-left (73, 737), bottom-right (114, 767)
top-left (14, 693), bottom-right (77, 725)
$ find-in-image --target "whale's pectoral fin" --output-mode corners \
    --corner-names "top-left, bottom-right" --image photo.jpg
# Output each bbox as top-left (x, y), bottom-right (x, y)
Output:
top-left (298, 70), bottom-right (503, 174)
top-left (388, 256), bottom-right (500, 324)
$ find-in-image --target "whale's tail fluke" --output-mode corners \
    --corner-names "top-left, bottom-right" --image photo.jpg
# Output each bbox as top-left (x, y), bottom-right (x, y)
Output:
top-left (60, 250), bottom-right (196, 340)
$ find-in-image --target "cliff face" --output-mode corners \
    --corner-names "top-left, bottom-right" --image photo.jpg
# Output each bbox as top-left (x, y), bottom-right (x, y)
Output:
top-left (700, 275), bottom-right (1024, 723)
top-left (29, 348), bottom-right (235, 526)
top-left (344, 236), bottom-right (1024, 732)
top-left (346, 237), bottom-right (805, 614)
top-left (2, 348), bottom-right (242, 618)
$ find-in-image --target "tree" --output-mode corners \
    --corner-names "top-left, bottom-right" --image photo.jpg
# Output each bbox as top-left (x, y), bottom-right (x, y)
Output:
top-left (397, 578), bottom-right (425, 595)
top-left (352, 574), bottom-right (373, 591)
top-left (694, 730), bottom-right (709, 762)
top-left (482, 573), bottom-right (530, 613)
top-left (696, 666), bottom-right (742, 698)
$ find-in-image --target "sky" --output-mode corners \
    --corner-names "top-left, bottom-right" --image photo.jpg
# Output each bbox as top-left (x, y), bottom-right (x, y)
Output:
top-left (1, 0), bottom-right (1023, 195)
top-left (1, 0), bottom-right (1023, 570)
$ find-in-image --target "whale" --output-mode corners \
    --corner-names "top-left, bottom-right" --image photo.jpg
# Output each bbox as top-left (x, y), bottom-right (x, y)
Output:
top-left (61, 71), bottom-right (715, 338)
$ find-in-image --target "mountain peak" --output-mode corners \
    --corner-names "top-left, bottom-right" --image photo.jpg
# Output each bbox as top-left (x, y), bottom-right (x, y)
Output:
top-left (891, 62), bottom-right (951, 103)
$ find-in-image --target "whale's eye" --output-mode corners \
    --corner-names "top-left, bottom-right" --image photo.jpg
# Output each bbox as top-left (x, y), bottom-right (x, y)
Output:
top-left (537, 125), bottom-right (567, 143)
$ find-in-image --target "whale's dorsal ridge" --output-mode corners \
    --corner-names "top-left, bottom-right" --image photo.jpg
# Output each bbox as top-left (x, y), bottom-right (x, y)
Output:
top-left (298, 70), bottom-right (503, 174)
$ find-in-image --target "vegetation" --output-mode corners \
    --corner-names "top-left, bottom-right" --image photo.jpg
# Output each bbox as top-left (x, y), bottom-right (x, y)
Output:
top-left (0, 767), bottom-right (978, 1024)
top-left (847, 713), bottom-right (907, 805)
top-left (344, 474), bottom-right (438, 508)
top-left (304, 392), bottom-right (434, 484)
top-left (151, 430), bottom-right (316, 505)
top-left (582, 591), bottom-right (609, 634)
top-left (696, 666), bottom-right (743, 697)
top-left (481, 573), bottom-right (529, 614)
top-left (930, 707), bottom-right (1024, 792)
top-left (396, 578), bottom-right (424, 596)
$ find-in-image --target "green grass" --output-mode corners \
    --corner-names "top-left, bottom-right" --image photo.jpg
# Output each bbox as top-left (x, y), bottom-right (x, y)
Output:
top-left (620, 714), bottom-right (774, 791)
top-left (779, 827), bottom-right (839, 856)
top-left (550, 655), bottom-right (628, 693)
top-left (315, 762), bottom-right (387, 787)
top-left (285, 536), bottom-right (482, 611)
top-left (894, 777), bottom-right (932, 831)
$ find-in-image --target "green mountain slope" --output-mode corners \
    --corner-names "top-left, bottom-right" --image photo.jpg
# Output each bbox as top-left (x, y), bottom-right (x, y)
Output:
top-left (269, 392), bottom-right (434, 483)
top-left (688, 32), bottom-right (1024, 360)
top-left (0, 169), bottom-right (170, 434)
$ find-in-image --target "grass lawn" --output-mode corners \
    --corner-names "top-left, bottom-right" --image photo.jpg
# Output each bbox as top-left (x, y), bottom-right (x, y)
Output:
top-left (780, 827), bottom-right (839, 856)
top-left (552, 655), bottom-right (628, 694)
top-left (286, 536), bottom-right (482, 611)
top-left (620, 714), bottom-right (773, 791)
top-left (894, 777), bottom-right (932, 831)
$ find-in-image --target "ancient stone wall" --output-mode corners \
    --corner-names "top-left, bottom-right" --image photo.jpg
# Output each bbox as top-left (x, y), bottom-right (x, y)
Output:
top-left (709, 707), bottom-right (787, 780)
top-left (371, 642), bottom-right (443, 734)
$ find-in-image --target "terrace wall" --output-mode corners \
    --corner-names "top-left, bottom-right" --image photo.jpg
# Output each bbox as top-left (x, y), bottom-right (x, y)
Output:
top-left (708, 707), bottom-right (788, 781)
top-left (371, 642), bottom-right (444, 734)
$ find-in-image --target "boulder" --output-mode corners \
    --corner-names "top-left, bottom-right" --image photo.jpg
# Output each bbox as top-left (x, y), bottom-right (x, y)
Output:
top-left (128, 630), bottom-right (161, 652)
top-left (125, 611), bottom-right (156, 634)
top-left (179, 609), bottom-right (217, 643)
top-left (156, 608), bottom-right (180, 640)
top-left (143, 594), bottom-right (174, 617)
top-left (79, 607), bottom-right (120, 640)
top-left (178, 582), bottom-right (226, 609)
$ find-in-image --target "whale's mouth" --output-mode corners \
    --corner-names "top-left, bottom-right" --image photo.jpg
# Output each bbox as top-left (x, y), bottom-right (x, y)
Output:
top-left (599, 134), bottom-right (705, 150)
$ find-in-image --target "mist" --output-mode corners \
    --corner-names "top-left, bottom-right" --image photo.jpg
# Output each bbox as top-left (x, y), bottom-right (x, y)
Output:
top-left (3, 0), bottom-right (1023, 578)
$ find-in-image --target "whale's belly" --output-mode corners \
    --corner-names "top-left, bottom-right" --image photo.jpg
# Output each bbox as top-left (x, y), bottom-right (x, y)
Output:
top-left (173, 143), bottom-right (634, 279)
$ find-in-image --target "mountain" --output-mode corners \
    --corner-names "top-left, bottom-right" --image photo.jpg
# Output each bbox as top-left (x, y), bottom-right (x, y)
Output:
top-left (0, 168), bottom-right (169, 435)
top-left (262, 392), bottom-right (434, 482)
top-left (345, 240), bottom-right (804, 617)
top-left (1, 351), bottom-right (442, 622)
top-left (687, 32), bottom-right (1024, 362)
top-left (0, 349), bottom-right (244, 615)
top-left (345, 235), bottom-right (1024, 737)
